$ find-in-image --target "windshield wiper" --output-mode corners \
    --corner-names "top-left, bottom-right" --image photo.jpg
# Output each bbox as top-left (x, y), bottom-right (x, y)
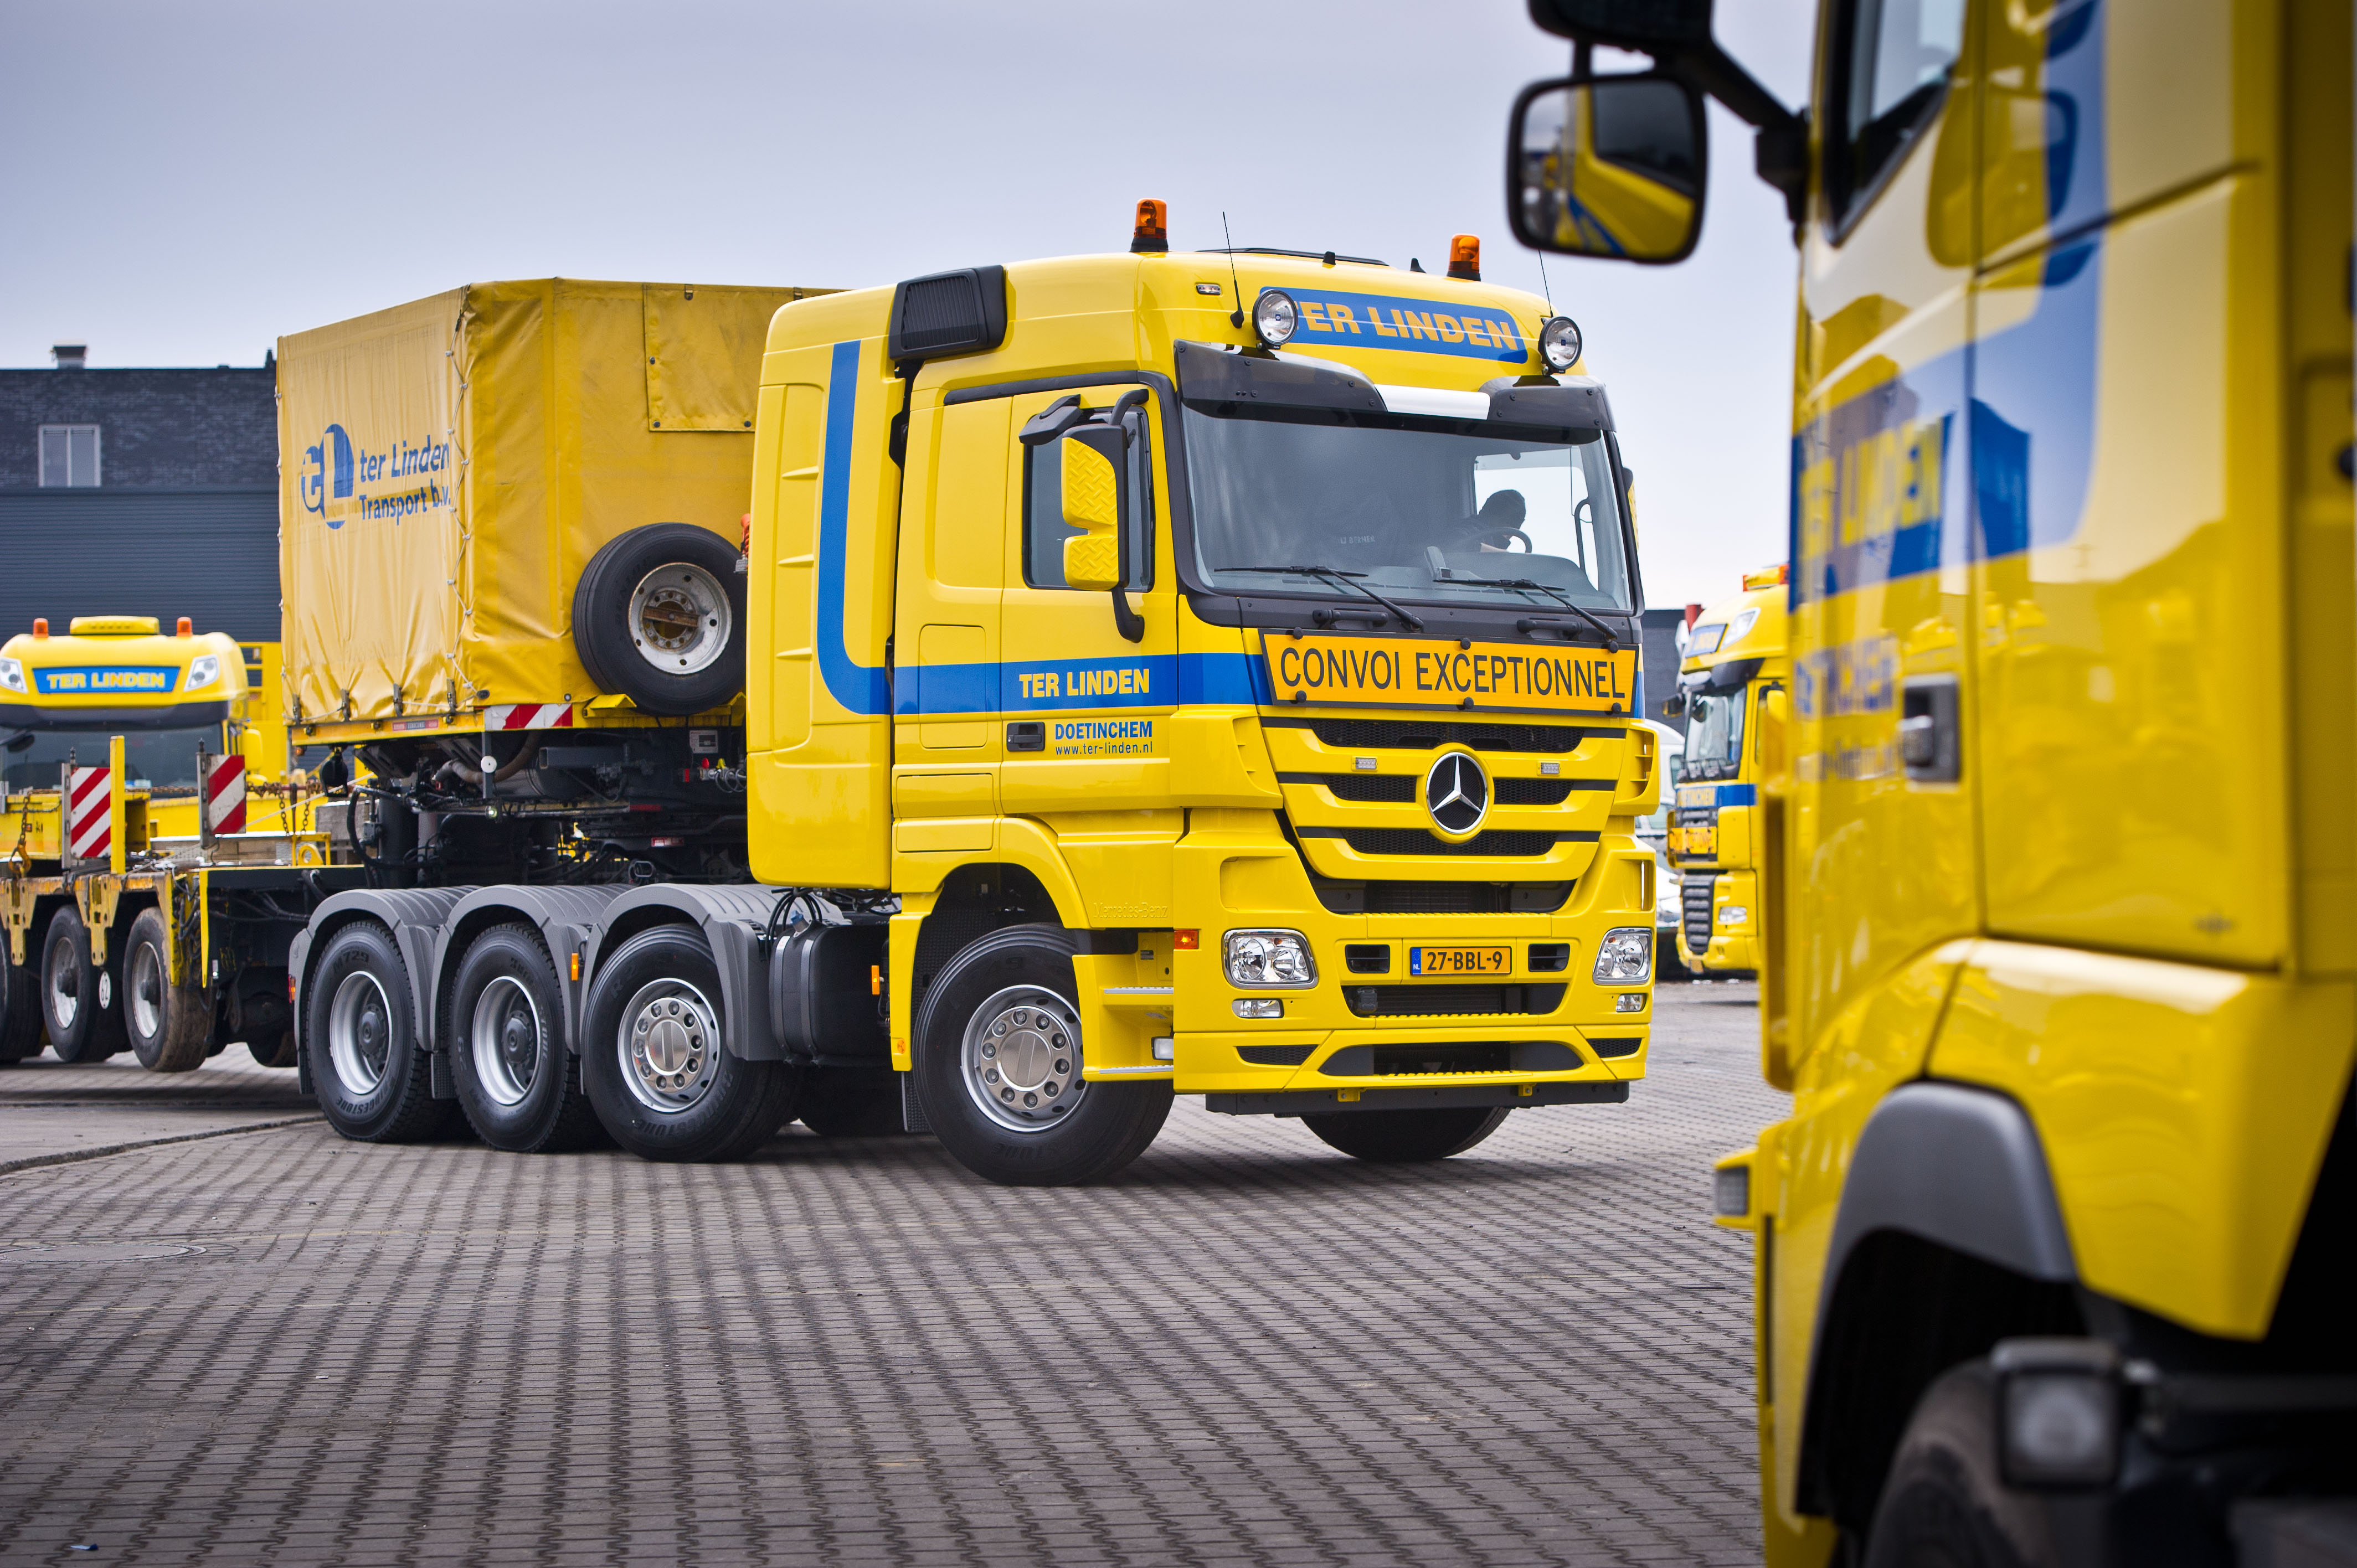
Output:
top-left (1434, 575), bottom-right (1619, 649)
top-left (1217, 565), bottom-right (1426, 632)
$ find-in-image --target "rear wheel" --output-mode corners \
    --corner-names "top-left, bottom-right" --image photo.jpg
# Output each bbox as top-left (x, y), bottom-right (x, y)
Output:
top-left (1301, 1106), bottom-right (1510, 1163)
top-left (1864, 1362), bottom-right (2071, 1568)
top-left (570, 523), bottom-right (747, 716)
top-left (41, 906), bottom-right (125, 1064)
top-left (799, 1066), bottom-right (907, 1137)
top-left (913, 925), bottom-right (1170, 1186)
top-left (0, 957), bottom-right (42, 1064)
top-left (447, 924), bottom-right (600, 1153)
top-left (303, 921), bottom-right (452, 1143)
top-left (125, 907), bottom-right (214, 1072)
top-left (580, 925), bottom-right (799, 1161)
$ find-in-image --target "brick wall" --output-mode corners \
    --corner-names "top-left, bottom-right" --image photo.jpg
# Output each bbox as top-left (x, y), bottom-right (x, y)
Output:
top-left (0, 367), bottom-right (276, 489)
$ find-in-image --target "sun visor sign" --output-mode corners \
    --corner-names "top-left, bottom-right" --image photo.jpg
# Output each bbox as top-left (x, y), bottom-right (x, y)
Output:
top-left (34, 666), bottom-right (180, 697)
top-left (1278, 289), bottom-right (1535, 365)
top-left (1262, 633), bottom-right (1633, 716)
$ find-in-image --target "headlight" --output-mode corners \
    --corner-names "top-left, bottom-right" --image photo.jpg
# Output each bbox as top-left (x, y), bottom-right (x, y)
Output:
top-left (1725, 607), bottom-right (1761, 646)
top-left (1719, 905), bottom-right (1749, 927)
top-left (1539, 315), bottom-right (1583, 370)
top-left (186, 654), bottom-right (220, 690)
top-left (1252, 288), bottom-right (1299, 348)
top-left (0, 657), bottom-right (22, 694)
top-left (1592, 926), bottom-right (1653, 984)
top-left (1224, 929), bottom-right (1316, 987)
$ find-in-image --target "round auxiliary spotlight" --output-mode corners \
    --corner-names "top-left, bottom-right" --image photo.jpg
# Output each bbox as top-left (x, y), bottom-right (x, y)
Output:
top-left (1540, 316), bottom-right (1583, 371)
top-left (1253, 289), bottom-right (1299, 348)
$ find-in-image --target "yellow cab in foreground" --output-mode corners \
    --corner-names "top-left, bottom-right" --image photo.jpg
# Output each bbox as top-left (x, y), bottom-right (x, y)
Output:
top-left (1510, 0), bottom-right (2355, 1562)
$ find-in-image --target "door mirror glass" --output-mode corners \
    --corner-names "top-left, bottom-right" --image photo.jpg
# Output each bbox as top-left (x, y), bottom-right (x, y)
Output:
top-left (1508, 74), bottom-right (1708, 262)
top-left (1058, 426), bottom-right (1127, 592)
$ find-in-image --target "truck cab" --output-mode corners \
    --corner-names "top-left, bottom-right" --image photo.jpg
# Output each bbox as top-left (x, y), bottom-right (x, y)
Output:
top-left (1665, 568), bottom-right (1786, 976)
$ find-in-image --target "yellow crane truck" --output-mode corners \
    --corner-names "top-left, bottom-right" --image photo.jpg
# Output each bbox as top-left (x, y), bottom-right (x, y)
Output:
top-left (0, 619), bottom-right (321, 1068)
top-left (1511, 0), bottom-right (2355, 1561)
top-left (222, 230), bottom-right (1660, 1183)
top-left (1666, 566), bottom-right (1787, 977)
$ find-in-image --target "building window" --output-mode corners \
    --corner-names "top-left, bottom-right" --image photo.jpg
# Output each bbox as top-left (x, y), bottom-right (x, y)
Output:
top-left (38, 425), bottom-right (100, 487)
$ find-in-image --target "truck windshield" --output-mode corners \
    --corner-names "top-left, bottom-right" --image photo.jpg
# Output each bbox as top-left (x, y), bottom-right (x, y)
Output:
top-left (1, 724), bottom-right (220, 792)
top-left (1183, 407), bottom-right (1635, 613)
top-left (1682, 690), bottom-right (1745, 781)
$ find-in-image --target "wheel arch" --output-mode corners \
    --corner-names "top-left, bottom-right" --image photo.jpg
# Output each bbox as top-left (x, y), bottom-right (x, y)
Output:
top-left (580, 884), bottom-right (784, 1061)
top-left (290, 887), bottom-right (477, 1066)
top-left (431, 885), bottom-right (630, 1056)
top-left (1795, 1080), bottom-right (2086, 1533)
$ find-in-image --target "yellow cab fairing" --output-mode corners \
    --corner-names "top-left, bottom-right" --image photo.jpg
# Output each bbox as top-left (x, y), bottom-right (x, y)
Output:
top-left (1671, 579), bottom-right (1787, 973)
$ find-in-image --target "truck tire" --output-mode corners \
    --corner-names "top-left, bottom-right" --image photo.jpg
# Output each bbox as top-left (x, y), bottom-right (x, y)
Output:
top-left (0, 958), bottom-right (42, 1064)
top-left (799, 1066), bottom-right (908, 1138)
top-left (447, 924), bottom-right (601, 1153)
top-left (913, 925), bottom-right (1171, 1187)
top-left (580, 925), bottom-right (800, 1161)
top-left (303, 920), bottom-right (454, 1143)
top-left (1301, 1106), bottom-right (1510, 1162)
top-left (571, 523), bottom-right (747, 716)
top-left (124, 906), bottom-right (214, 1072)
top-left (40, 906), bottom-right (126, 1064)
top-left (1862, 1361), bottom-right (2068, 1568)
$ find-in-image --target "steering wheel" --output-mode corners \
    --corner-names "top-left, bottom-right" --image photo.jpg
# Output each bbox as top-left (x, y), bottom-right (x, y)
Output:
top-left (1444, 524), bottom-right (1533, 553)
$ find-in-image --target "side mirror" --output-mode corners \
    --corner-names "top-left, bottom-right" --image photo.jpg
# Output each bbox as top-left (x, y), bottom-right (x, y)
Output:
top-left (1507, 73), bottom-right (1707, 262)
top-left (1058, 425), bottom-right (1127, 593)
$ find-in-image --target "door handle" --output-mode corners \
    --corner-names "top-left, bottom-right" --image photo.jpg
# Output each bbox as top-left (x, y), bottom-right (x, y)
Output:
top-left (1006, 721), bottom-right (1045, 752)
top-left (1900, 675), bottom-right (1960, 782)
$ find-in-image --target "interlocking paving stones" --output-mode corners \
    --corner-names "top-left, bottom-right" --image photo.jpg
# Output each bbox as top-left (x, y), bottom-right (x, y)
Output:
top-left (0, 981), bottom-right (1778, 1566)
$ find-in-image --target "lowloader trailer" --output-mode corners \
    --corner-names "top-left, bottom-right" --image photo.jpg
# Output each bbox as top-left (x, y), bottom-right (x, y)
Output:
top-left (252, 223), bottom-right (1658, 1184)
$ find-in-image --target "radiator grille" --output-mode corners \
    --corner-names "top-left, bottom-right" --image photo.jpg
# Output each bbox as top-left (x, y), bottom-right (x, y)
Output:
top-left (1314, 881), bottom-right (1575, 915)
top-left (1275, 717), bottom-right (1591, 754)
top-left (1682, 872), bottom-right (1718, 953)
top-left (1344, 983), bottom-right (1566, 1018)
top-left (1313, 826), bottom-right (1582, 858)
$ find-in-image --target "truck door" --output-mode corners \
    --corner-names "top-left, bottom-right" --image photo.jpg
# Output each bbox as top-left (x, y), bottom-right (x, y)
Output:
top-left (994, 384), bottom-right (1181, 920)
top-left (891, 394), bottom-right (1010, 845)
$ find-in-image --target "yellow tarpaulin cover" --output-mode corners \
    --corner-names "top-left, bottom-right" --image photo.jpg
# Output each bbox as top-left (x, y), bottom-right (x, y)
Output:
top-left (276, 278), bottom-right (824, 724)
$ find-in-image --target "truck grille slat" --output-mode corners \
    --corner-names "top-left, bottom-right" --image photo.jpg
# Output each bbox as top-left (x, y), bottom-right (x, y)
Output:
top-left (1344, 983), bottom-right (1567, 1017)
top-left (1682, 872), bottom-right (1718, 952)
top-left (1300, 826), bottom-right (1594, 858)
top-left (1266, 717), bottom-right (1594, 754)
top-left (1313, 881), bottom-right (1576, 915)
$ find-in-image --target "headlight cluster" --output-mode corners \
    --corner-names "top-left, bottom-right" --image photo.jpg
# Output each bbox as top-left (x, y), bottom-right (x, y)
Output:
top-left (186, 653), bottom-right (220, 690)
top-left (1224, 929), bottom-right (1316, 988)
top-left (1592, 927), bottom-right (1653, 984)
top-left (0, 657), bottom-right (22, 694)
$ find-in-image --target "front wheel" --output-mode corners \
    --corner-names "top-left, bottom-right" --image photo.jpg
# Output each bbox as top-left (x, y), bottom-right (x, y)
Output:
top-left (580, 925), bottom-right (799, 1162)
top-left (125, 907), bottom-right (214, 1072)
top-left (1301, 1106), bottom-right (1510, 1163)
top-left (303, 921), bottom-right (453, 1143)
top-left (913, 925), bottom-right (1170, 1187)
top-left (1862, 1362), bottom-right (2071, 1568)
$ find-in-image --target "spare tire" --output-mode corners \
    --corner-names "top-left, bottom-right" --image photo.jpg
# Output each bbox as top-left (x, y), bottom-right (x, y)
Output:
top-left (571, 522), bottom-right (748, 716)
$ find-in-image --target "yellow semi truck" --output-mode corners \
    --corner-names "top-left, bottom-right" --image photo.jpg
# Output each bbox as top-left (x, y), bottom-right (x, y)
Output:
top-left (0, 618), bottom-right (323, 1067)
top-left (1512, 0), bottom-right (2355, 1561)
top-left (1666, 566), bottom-right (1787, 977)
top-left (243, 233), bottom-right (1658, 1180)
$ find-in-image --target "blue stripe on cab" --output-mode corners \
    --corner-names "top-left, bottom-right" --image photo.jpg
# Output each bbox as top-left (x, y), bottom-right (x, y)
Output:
top-left (816, 339), bottom-right (891, 717)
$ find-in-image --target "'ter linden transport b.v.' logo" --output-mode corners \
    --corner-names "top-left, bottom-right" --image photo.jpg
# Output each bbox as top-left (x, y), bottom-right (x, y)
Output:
top-left (302, 424), bottom-right (454, 530)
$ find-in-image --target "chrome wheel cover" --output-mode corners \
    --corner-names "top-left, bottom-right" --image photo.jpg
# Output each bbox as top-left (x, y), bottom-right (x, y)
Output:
top-left (627, 562), bottom-right (732, 677)
top-left (960, 986), bottom-right (1085, 1134)
top-left (48, 942), bottom-right (79, 1030)
top-left (617, 977), bottom-right (721, 1114)
top-left (129, 938), bottom-right (164, 1040)
top-left (469, 976), bottom-right (542, 1107)
top-left (327, 970), bottom-right (393, 1096)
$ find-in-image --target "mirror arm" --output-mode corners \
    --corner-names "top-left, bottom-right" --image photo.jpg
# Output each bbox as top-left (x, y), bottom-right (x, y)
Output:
top-left (1664, 42), bottom-right (1808, 225)
top-left (1109, 388), bottom-right (1150, 643)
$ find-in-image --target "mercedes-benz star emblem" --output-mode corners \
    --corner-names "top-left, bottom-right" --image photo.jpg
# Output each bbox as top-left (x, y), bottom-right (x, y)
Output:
top-left (1423, 752), bottom-right (1489, 836)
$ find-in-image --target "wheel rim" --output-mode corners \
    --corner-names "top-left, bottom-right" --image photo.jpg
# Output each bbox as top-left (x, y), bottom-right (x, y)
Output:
top-left (48, 945), bottom-right (78, 1030)
top-left (627, 562), bottom-right (732, 677)
top-left (130, 940), bottom-right (164, 1040)
top-left (617, 977), bottom-right (721, 1114)
top-left (960, 986), bottom-right (1086, 1134)
top-left (327, 971), bottom-right (393, 1096)
top-left (469, 976), bottom-right (542, 1107)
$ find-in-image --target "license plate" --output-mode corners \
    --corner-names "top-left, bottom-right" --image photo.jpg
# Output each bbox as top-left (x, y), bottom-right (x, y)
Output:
top-left (1408, 945), bottom-right (1512, 977)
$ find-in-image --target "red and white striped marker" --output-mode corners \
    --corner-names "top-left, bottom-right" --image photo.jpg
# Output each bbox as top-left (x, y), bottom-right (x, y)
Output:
top-left (204, 754), bottom-right (247, 834)
top-left (68, 766), bottom-right (111, 862)
top-left (485, 703), bottom-right (575, 731)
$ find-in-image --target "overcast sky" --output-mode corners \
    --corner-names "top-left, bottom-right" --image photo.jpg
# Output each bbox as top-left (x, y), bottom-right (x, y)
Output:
top-left (0, 0), bottom-right (1812, 609)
